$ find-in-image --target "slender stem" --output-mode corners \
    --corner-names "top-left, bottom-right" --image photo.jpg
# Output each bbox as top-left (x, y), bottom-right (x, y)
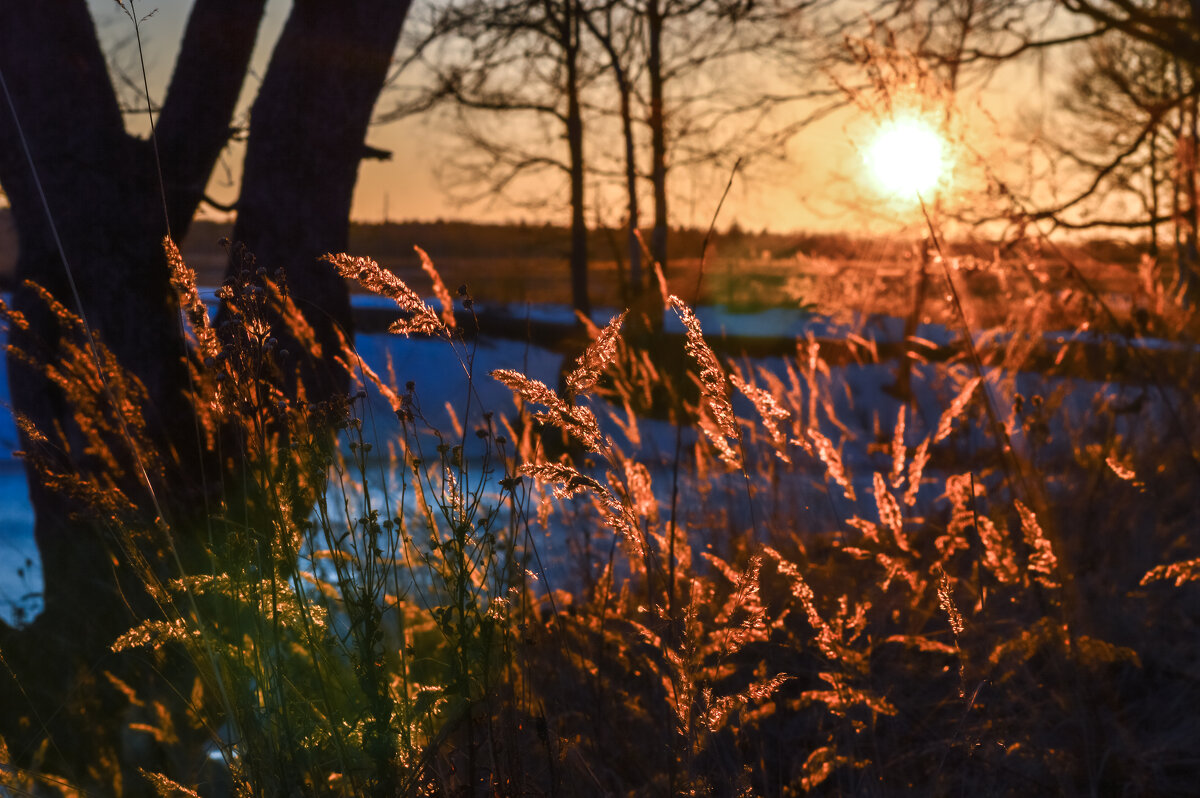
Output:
top-left (917, 194), bottom-right (1032, 505)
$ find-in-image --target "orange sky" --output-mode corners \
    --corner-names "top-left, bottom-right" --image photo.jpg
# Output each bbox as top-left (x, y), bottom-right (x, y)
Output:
top-left (83, 0), bottom-right (1060, 237)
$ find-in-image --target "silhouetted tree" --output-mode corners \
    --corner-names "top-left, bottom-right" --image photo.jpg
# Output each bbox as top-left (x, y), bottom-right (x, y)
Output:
top-left (1046, 32), bottom-right (1197, 240)
top-left (0, 0), bottom-right (410, 789)
top-left (394, 0), bottom-right (827, 320)
top-left (608, 0), bottom-right (825, 280)
top-left (582, 0), bottom-right (645, 296)
top-left (1012, 0), bottom-right (1200, 297)
top-left (1059, 0), bottom-right (1200, 67)
top-left (394, 0), bottom-right (596, 316)
top-left (880, 0), bottom-right (1200, 295)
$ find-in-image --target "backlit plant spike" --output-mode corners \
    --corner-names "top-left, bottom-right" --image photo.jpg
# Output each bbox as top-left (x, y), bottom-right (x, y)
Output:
top-left (653, 258), bottom-right (670, 308)
top-left (799, 671), bottom-right (896, 718)
top-left (669, 295), bottom-right (738, 443)
top-left (904, 436), bottom-right (930, 506)
top-left (945, 474), bottom-right (975, 540)
top-left (799, 746), bottom-right (850, 792)
top-left (324, 253), bottom-right (445, 336)
top-left (890, 405), bottom-right (907, 488)
top-left (567, 311), bottom-right (627, 394)
top-left (714, 554), bottom-right (767, 650)
top-left (523, 461), bottom-right (639, 547)
top-left (338, 334), bottom-right (404, 414)
top-left (1140, 558), bottom-right (1200, 587)
top-left (164, 236), bottom-right (218, 361)
top-left (112, 619), bottom-right (196, 653)
top-left (623, 459), bottom-right (658, 523)
top-left (1105, 454), bottom-right (1143, 487)
top-left (140, 769), bottom-right (200, 798)
top-left (1016, 500), bottom-right (1059, 588)
top-left (0, 297), bottom-right (28, 332)
top-left (876, 552), bottom-right (921, 593)
top-left (935, 473), bottom-right (972, 557)
top-left (874, 472), bottom-right (909, 551)
top-left (847, 516), bottom-right (881, 544)
top-left (597, 471), bottom-right (645, 545)
top-left (935, 376), bottom-right (982, 443)
top-left (936, 567), bottom-right (964, 637)
top-left (764, 546), bottom-right (839, 659)
top-left (270, 280), bottom-right (323, 358)
top-left (698, 411), bottom-right (742, 469)
top-left (491, 368), bottom-right (604, 451)
top-left (806, 429), bottom-right (856, 502)
top-left (415, 245), bottom-right (456, 329)
top-left (731, 371), bottom-right (791, 461)
top-left (703, 671), bottom-right (792, 733)
top-left (978, 515), bottom-right (1020, 584)
top-left (701, 551), bottom-right (742, 586)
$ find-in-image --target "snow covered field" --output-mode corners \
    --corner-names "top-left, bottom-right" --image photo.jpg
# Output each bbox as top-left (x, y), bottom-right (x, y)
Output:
top-left (0, 292), bottom-right (1172, 625)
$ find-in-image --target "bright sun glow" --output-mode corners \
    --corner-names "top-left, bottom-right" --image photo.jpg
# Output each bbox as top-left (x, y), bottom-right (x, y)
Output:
top-left (864, 117), bottom-right (949, 200)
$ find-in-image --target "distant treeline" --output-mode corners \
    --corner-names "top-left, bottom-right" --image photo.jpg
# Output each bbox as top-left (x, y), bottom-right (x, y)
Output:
top-left (0, 210), bottom-right (1154, 289)
top-left (184, 218), bottom-right (842, 263)
top-left (179, 218), bottom-right (1163, 267)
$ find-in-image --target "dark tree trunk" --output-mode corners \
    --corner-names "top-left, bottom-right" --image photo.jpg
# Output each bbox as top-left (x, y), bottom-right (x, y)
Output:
top-left (1149, 126), bottom-right (1161, 258)
top-left (1186, 93), bottom-right (1199, 293)
top-left (620, 79), bottom-right (643, 296)
top-left (582, 3), bottom-right (642, 297)
top-left (158, 0), bottom-right (271, 241)
top-left (647, 0), bottom-right (668, 275)
top-left (230, 0), bottom-right (412, 400)
top-left (0, 0), bottom-right (406, 789)
top-left (1172, 62), bottom-right (1199, 304)
top-left (0, 1), bottom-right (267, 787)
top-left (563, 0), bottom-right (591, 318)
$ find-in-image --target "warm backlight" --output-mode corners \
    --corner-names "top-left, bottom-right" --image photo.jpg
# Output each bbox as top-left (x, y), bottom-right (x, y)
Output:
top-left (864, 117), bottom-right (948, 200)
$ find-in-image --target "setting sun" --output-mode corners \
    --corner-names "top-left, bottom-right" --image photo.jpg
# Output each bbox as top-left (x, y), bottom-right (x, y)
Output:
top-left (864, 116), bottom-right (949, 200)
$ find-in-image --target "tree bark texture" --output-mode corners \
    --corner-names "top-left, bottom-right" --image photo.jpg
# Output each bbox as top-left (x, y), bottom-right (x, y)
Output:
top-left (0, 0), bottom-right (406, 788)
top-left (0, 1), bottom-right (266, 786)
top-left (231, 0), bottom-right (412, 400)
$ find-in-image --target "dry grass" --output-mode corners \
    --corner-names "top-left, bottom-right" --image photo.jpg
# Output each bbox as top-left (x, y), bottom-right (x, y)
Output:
top-left (2, 232), bottom-right (1200, 797)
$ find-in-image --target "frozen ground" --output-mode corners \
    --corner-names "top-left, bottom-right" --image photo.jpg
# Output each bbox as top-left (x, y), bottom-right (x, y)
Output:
top-left (0, 292), bottom-right (1170, 626)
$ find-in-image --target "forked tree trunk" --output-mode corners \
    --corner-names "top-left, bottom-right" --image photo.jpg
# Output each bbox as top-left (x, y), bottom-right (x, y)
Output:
top-left (0, 2), bottom-right (266, 787)
top-left (0, 0), bottom-right (407, 789)
top-left (231, 0), bottom-right (412, 399)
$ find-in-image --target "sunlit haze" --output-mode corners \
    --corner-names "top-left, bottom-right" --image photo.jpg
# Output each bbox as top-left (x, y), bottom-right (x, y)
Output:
top-left (69, 0), bottom-right (1049, 233)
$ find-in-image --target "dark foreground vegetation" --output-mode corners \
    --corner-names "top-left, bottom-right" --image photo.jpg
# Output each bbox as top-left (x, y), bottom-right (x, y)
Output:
top-left (3, 209), bottom-right (1149, 304)
top-left (2, 235), bottom-right (1200, 796)
top-left (4, 0), bottom-right (1200, 791)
